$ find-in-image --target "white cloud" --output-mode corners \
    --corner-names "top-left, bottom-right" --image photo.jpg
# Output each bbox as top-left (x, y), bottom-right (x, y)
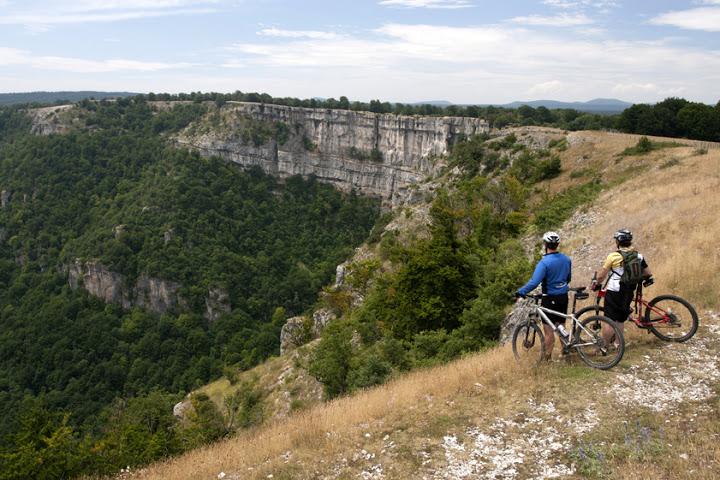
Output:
top-left (378, 0), bottom-right (473, 9)
top-left (510, 13), bottom-right (593, 26)
top-left (0, 0), bottom-right (219, 28)
top-left (225, 23), bottom-right (720, 103)
top-left (0, 47), bottom-right (192, 72)
top-left (67, 0), bottom-right (220, 11)
top-left (542, 0), bottom-right (618, 8)
top-left (257, 28), bottom-right (340, 40)
top-left (0, 9), bottom-right (216, 26)
top-left (650, 7), bottom-right (720, 32)
top-left (528, 80), bottom-right (565, 96)
top-left (612, 83), bottom-right (686, 98)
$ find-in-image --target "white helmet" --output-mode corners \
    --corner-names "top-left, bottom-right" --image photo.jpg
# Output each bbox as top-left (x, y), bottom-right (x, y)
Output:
top-left (542, 231), bottom-right (561, 244)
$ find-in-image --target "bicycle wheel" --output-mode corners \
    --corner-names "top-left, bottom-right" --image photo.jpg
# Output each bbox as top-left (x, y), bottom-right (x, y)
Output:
top-left (574, 316), bottom-right (624, 370)
top-left (645, 294), bottom-right (699, 342)
top-left (512, 320), bottom-right (545, 367)
top-left (575, 304), bottom-right (604, 321)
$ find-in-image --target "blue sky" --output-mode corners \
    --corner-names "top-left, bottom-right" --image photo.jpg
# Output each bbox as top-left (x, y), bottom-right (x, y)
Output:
top-left (0, 0), bottom-right (718, 103)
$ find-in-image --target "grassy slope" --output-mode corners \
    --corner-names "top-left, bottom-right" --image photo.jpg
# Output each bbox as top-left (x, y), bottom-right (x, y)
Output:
top-left (127, 132), bottom-right (720, 480)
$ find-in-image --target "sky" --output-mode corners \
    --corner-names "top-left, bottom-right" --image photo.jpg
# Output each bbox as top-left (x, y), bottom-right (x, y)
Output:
top-left (0, 0), bottom-right (719, 104)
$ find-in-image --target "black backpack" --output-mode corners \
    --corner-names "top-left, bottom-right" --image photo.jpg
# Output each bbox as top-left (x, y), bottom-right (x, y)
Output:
top-left (618, 250), bottom-right (643, 285)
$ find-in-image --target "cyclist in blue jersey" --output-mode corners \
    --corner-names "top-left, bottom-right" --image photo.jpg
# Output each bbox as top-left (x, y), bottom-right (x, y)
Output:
top-left (515, 231), bottom-right (572, 360)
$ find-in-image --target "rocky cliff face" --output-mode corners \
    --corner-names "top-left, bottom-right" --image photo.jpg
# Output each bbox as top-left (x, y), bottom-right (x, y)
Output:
top-left (176, 102), bottom-right (489, 206)
top-left (67, 260), bottom-right (230, 319)
top-left (28, 105), bottom-right (74, 135)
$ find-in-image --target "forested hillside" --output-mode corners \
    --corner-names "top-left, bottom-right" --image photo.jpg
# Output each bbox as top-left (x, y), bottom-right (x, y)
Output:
top-left (0, 98), bottom-right (379, 478)
top-left (0, 91), bottom-right (136, 106)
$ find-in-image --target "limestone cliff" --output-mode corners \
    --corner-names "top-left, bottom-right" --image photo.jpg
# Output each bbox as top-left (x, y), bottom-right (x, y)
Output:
top-left (28, 105), bottom-right (74, 135)
top-left (175, 102), bottom-right (489, 206)
top-left (67, 260), bottom-right (230, 319)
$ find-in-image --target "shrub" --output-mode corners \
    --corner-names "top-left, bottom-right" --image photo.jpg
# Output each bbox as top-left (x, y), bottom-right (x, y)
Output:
top-left (309, 323), bottom-right (354, 398)
top-left (302, 136), bottom-right (317, 151)
top-left (347, 349), bottom-right (392, 391)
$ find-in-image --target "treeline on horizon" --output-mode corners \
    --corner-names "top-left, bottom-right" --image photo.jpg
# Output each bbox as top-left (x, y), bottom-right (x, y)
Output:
top-left (131, 92), bottom-right (720, 142)
top-left (7, 89), bottom-right (720, 141)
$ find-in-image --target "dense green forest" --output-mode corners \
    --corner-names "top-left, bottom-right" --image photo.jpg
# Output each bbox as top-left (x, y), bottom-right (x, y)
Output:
top-left (0, 99), bottom-right (379, 478)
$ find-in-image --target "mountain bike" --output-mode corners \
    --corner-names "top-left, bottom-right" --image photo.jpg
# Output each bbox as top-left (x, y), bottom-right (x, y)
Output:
top-left (575, 278), bottom-right (699, 342)
top-left (511, 287), bottom-right (625, 370)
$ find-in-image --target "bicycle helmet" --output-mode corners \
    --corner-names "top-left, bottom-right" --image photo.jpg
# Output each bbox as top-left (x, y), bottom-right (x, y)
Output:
top-left (542, 231), bottom-right (561, 244)
top-left (613, 229), bottom-right (633, 243)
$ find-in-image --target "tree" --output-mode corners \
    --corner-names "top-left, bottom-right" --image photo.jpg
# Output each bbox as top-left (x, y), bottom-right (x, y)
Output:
top-left (677, 103), bottom-right (720, 141)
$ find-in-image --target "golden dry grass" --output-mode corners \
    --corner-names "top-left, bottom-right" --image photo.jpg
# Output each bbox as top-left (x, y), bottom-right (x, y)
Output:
top-left (561, 144), bottom-right (720, 308)
top-left (130, 345), bottom-right (539, 479)
top-left (127, 132), bottom-right (720, 480)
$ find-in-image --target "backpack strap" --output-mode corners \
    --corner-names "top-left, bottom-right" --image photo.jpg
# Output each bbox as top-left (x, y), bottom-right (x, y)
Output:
top-left (609, 249), bottom-right (623, 279)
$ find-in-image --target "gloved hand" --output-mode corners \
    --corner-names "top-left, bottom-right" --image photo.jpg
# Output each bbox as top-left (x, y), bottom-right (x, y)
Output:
top-left (642, 276), bottom-right (654, 287)
top-left (590, 281), bottom-right (601, 292)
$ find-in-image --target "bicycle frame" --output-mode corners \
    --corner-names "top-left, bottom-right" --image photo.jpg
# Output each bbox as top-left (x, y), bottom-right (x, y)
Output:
top-left (594, 284), bottom-right (676, 327)
top-left (532, 303), bottom-right (601, 349)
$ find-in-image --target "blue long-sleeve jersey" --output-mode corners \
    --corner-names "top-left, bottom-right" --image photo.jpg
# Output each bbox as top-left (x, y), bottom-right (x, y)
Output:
top-left (518, 252), bottom-right (572, 296)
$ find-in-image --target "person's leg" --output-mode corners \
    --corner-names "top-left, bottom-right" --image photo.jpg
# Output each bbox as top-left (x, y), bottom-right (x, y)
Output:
top-left (542, 323), bottom-right (555, 360)
top-left (602, 290), bottom-right (625, 346)
top-left (541, 294), bottom-right (568, 360)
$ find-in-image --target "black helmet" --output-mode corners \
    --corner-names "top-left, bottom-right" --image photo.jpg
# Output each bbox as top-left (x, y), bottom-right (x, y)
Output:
top-left (613, 229), bottom-right (633, 243)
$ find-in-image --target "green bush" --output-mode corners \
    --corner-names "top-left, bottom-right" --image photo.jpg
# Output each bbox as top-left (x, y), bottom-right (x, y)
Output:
top-left (309, 322), bottom-right (354, 398)
top-left (347, 349), bottom-right (392, 391)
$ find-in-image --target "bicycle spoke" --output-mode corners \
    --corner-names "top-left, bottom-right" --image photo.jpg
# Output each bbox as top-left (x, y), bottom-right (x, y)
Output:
top-left (574, 316), bottom-right (624, 370)
top-left (646, 295), bottom-right (699, 342)
top-left (512, 321), bottom-right (545, 367)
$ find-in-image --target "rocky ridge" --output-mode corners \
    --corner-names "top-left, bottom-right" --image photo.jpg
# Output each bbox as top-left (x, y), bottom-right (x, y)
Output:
top-left (175, 102), bottom-right (489, 206)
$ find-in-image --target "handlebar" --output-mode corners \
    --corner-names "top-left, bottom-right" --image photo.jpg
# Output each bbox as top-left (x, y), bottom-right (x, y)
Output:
top-left (516, 286), bottom-right (587, 301)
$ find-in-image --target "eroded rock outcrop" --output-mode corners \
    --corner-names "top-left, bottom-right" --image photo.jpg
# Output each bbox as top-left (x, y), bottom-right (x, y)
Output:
top-left (68, 261), bottom-right (132, 309)
top-left (67, 260), bottom-right (225, 317)
top-left (176, 102), bottom-right (489, 206)
top-left (205, 287), bottom-right (231, 323)
top-left (28, 105), bottom-right (74, 135)
top-left (280, 316), bottom-right (309, 355)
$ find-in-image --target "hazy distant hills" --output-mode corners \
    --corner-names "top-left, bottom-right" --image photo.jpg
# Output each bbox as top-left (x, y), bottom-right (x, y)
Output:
top-left (414, 98), bottom-right (633, 113)
top-left (500, 98), bottom-right (633, 113)
top-left (1, 91), bottom-right (633, 113)
top-left (0, 91), bottom-right (137, 106)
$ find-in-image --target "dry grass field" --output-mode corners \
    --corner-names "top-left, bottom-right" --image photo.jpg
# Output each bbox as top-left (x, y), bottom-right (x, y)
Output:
top-left (124, 132), bottom-right (720, 480)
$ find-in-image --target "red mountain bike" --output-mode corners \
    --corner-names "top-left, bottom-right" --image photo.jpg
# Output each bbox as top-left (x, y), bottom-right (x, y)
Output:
top-left (575, 278), bottom-right (699, 342)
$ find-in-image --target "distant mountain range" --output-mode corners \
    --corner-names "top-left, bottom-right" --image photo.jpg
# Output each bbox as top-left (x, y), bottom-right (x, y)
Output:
top-left (414, 98), bottom-right (633, 113)
top-left (0, 91), bottom-right (137, 106)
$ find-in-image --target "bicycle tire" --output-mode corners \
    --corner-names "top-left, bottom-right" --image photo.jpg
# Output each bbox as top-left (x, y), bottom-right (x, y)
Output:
top-left (511, 320), bottom-right (545, 367)
top-left (574, 315), bottom-right (624, 370)
top-left (645, 294), bottom-right (699, 343)
top-left (575, 304), bottom-right (604, 321)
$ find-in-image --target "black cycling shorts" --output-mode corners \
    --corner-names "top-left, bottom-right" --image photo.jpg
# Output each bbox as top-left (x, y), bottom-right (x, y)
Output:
top-left (604, 285), bottom-right (635, 322)
top-left (541, 294), bottom-right (568, 325)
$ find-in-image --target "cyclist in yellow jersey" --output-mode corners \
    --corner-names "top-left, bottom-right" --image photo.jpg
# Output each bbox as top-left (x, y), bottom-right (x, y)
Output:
top-left (592, 229), bottom-right (652, 339)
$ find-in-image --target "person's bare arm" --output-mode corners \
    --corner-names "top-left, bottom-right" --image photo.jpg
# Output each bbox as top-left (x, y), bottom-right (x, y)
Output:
top-left (594, 266), bottom-right (609, 287)
top-left (596, 267), bottom-right (609, 283)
